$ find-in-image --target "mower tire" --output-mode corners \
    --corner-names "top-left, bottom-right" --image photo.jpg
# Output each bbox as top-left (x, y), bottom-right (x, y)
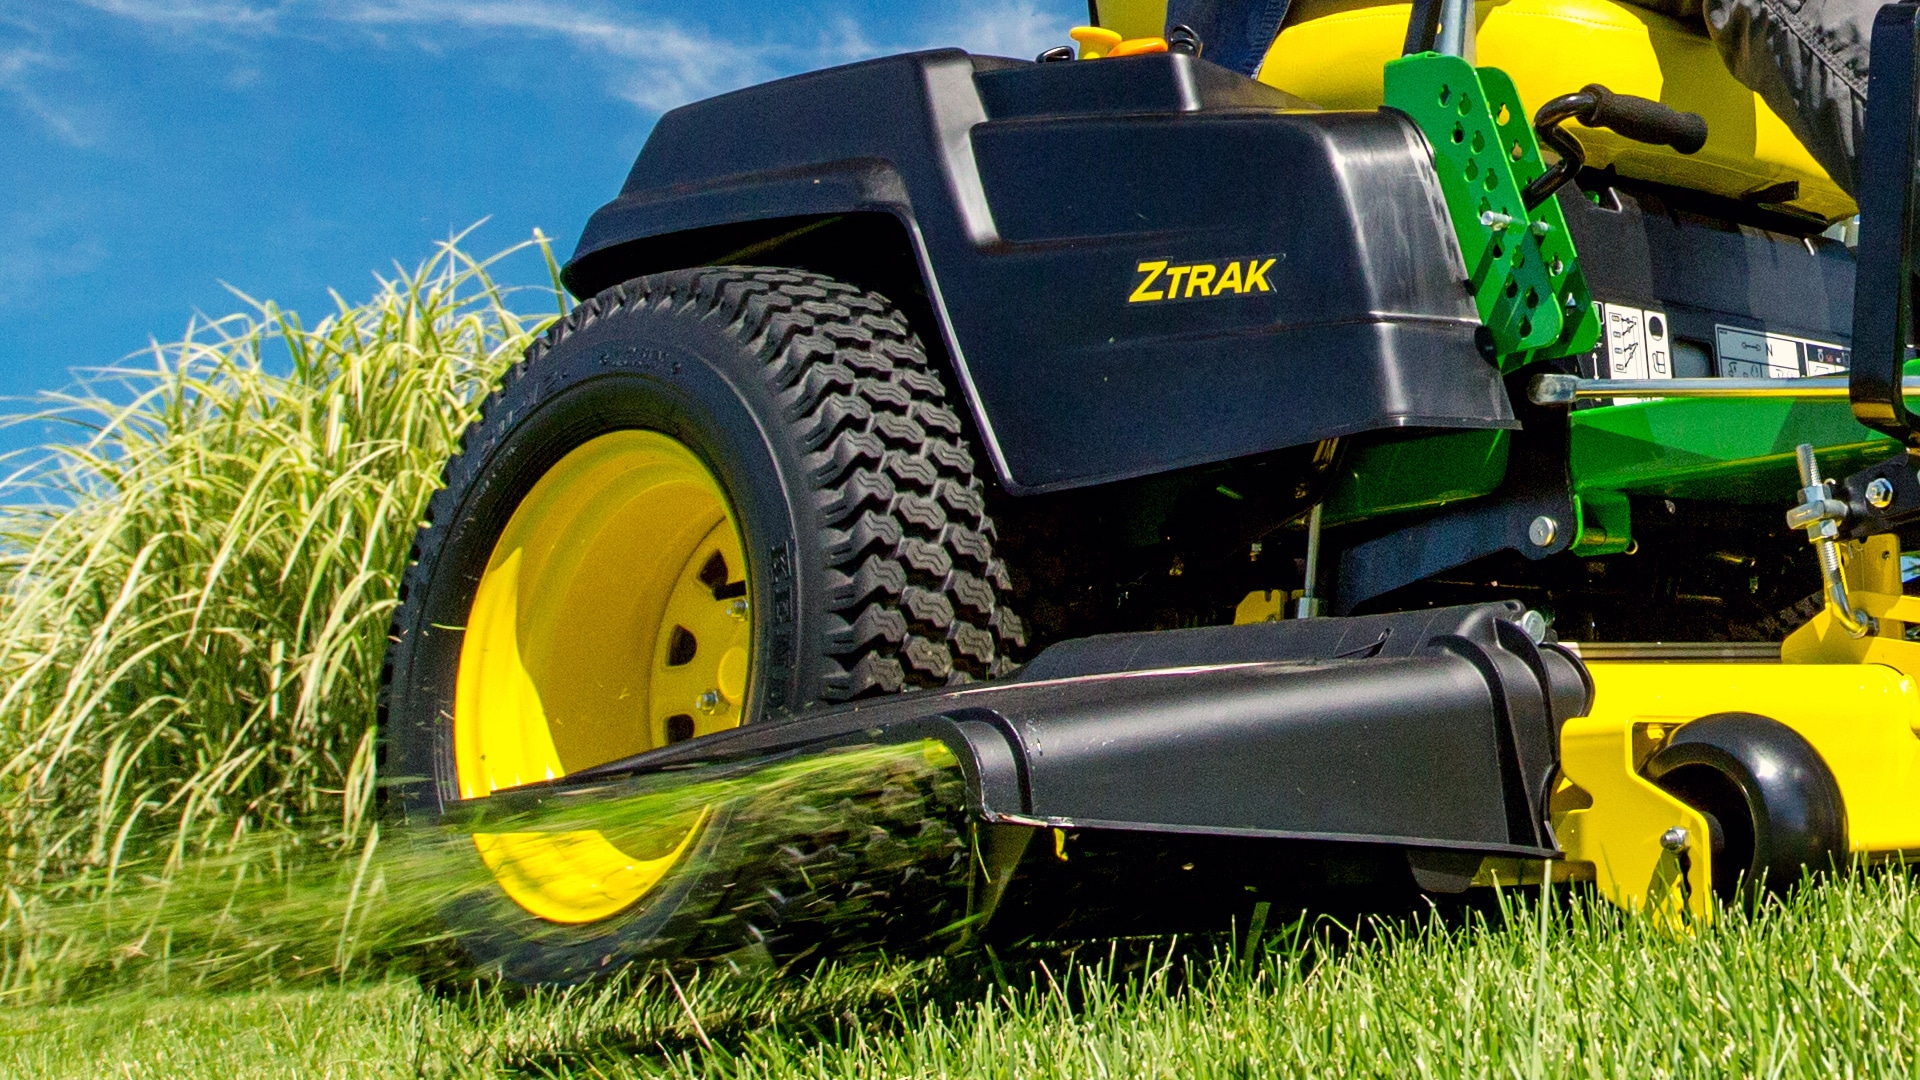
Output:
top-left (381, 266), bottom-right (1020, 981)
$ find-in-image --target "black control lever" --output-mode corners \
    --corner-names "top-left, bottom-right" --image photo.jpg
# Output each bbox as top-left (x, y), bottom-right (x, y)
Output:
top-left (1521, 85), bottom-right (1708, 208)
top-left (1849, 2), bottom-right (1920, 449)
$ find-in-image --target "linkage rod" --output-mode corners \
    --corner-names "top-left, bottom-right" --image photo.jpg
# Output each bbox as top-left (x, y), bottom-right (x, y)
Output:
top-left (1528, 373), bottom-right (1920, 405)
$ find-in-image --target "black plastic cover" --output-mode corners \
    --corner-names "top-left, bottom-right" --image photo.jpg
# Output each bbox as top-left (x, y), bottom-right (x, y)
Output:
top-left (566, 50), bottom-right (1511, 494)
top-left (562, 603), bottom-right (1589, 863)
top-left (1560, 183), bottom-right (1856, 372)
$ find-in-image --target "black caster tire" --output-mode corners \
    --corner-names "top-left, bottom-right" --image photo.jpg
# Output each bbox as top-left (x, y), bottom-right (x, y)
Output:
top-left (1646, 712), bottom-right (1847, 904)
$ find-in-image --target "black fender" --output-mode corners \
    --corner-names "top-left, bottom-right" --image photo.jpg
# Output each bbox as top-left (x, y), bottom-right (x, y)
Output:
top-left (564, 49), bottom-right (1515, 495)
top-left (1646, 712), bottom-right (1848, 901)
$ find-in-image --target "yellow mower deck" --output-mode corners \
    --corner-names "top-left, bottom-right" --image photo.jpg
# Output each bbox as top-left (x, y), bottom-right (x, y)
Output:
top-left (1551, 656), bottom-right (1920, 919)
top-left (1236, 530), bottom-right (1920, 923)
top-left (1467, 536), bottom-right (1920, 920)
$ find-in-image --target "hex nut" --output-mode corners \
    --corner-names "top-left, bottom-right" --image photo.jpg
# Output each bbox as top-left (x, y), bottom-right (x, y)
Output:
top-left (1867, 476), bottom-right (1896, 509)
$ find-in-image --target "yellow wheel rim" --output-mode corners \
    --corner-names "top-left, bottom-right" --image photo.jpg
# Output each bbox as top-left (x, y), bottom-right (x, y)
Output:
top-left (453, 430), bottom-right (751, 924)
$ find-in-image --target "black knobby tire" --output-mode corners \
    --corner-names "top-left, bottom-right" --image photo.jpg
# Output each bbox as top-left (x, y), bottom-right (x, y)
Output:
top-left (381, 267), bottom-right (1022, 981)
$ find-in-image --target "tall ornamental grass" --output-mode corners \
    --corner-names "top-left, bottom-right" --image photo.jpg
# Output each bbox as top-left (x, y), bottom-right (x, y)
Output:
top-left (0, 233), bottom-right (562, 900)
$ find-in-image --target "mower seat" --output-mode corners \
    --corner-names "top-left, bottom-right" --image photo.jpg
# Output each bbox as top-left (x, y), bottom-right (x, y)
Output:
top-left (1255, 0), bottom-right (1854, 221)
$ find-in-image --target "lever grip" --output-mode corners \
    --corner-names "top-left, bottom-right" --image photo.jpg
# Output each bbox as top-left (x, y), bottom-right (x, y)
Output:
top-left (1580, 84), bottom-right (1708, 154)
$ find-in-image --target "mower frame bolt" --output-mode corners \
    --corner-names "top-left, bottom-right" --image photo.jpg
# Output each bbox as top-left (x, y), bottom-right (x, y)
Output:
top-left (1867, 476), bottom-right (1896, 508)
top-left (1528, 515), bottom-right (1558, 548)
top-left (1659, 826), bottom-right (1689, 852)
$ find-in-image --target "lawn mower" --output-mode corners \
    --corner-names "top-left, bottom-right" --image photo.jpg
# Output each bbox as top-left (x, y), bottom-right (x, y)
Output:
top-left (381, 0), bottom-right (1920, 982)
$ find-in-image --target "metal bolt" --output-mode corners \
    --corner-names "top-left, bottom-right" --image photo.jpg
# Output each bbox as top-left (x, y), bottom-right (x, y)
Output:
top-left (1479, 210), bottom-right (1514, 231)
top-left (1660, 826), bottom-right (1689, 852)
top-left (697, 689), bottom-right (724, 715)
top-left (726, 598), bottom-right (749, 619)
top-left (1528, 515), bottom-right (1559, 548)
top-left (1518, 609), bottom-right (1549, 643)
top-left (1867, 476), bottom-right (1896, 508)
top-left (1530, 219), bottom-right (1552, 236)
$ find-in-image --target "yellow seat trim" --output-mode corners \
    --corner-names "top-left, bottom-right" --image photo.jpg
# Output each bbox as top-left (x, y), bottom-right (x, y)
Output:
top-left (1258, 0), bottom-right (1855, 221)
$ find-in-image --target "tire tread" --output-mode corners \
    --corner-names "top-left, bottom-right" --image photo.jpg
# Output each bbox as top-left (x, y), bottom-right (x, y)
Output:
top-left (404, 267), bottom-right (1022, 715)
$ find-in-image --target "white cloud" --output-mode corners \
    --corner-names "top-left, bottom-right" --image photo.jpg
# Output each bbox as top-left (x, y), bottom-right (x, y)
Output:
top-left (918, 0), bottom-right (1073, 60)
top-left (0, 46), bottom-right (95, 146)
top-left (22, 0), bottom-right (1083, 118)
top-left (342, 0), bottom-right (773, 111)
top-left (0, 198), bottom-right (108, 305)
top-left (65, 0), bottom-right (283, 33)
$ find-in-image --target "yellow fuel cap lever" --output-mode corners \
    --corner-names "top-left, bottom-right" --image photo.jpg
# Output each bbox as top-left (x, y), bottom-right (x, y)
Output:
top-left (1069, 26), bottom-right (1122, 58)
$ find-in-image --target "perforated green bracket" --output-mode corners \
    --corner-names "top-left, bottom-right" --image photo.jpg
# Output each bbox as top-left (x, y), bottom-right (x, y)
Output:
top-left (1385, 54), bottom-right (1600, 370)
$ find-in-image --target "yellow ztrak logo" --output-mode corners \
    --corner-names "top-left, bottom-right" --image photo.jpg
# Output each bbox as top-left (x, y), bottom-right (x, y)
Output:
top-left (1128, 258), bottom-right (1276, 303)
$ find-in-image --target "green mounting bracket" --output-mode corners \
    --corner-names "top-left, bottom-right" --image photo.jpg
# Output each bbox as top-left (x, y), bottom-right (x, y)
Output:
top-left (1384, 54), bottom-right (1600, 369)
top-left (1571, 488), bottom-right (1632, 556)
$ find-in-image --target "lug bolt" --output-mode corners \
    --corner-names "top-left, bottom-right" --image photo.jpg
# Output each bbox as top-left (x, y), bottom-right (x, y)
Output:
top-left (727, 598), bottom-right (749, 619)
top-left (1528, 515), bottom-right (1558, 548)
top-left (697, 689), bottom-right (724, 715)
top-left (1660, 826), bottom-right (1689, 852)
top-left (1867, 477), bottom-right (1896, 508)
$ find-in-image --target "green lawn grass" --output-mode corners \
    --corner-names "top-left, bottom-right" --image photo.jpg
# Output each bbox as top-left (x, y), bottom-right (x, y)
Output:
top-left (9, 870), bottom-right (1920, 1078)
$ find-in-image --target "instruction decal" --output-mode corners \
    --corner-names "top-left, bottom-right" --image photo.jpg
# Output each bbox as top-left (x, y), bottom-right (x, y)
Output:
top-left (1601, 303), bottom-right (1672, 381)
top-left (1714, 324), bottom-right (1849, 378)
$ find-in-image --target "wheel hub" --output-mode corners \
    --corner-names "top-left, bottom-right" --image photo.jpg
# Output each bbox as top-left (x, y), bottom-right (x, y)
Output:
top-left (451, 430), bottom-right (749, 924)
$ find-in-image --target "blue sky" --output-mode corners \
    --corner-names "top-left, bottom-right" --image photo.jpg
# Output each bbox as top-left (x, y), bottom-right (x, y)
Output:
top-left (0, 0), bottom-right (1083, 423)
